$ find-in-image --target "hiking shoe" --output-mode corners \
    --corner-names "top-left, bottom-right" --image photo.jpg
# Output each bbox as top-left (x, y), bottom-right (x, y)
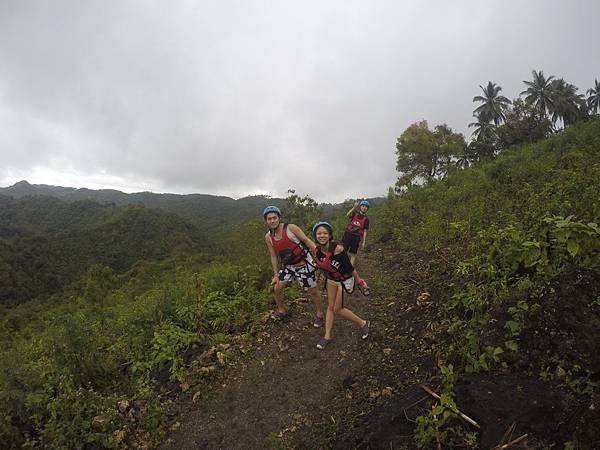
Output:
top-left (316, 337), bottom-right (333, 350)
top-left (361, 320), bottom-right (370, 340)
top-left (313, 315), bottom-right (324, 328)
top-left (358, 278), bottom-right (370, 296)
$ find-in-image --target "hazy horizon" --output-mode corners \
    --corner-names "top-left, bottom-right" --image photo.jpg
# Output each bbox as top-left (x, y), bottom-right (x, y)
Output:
top-left (1, 179), bottom-right (378, 203)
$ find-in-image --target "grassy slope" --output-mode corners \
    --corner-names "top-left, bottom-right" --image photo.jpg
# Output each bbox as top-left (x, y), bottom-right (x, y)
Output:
top-left (358, 118), bottom-right (600, 448)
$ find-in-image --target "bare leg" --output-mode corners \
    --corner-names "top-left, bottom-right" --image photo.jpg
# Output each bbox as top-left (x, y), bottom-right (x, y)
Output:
top-left (323, 281), bottom-right (339, 339)
top-left (323, 305), bottom-right (335, 340)
top-left (307, 286), bottom-right (324, 318)
top-left (329, 281), bottom-right (366, 327)
top-left (273, 280), bottom-right (286, 314)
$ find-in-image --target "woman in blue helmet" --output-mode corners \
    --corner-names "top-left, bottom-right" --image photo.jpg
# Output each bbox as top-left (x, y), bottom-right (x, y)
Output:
top-left (342, 200), bottom-right (370, 265)
top-left (311, 221), bottom-right (370, 349)
top-left (263, 206), bottom-right (325, 327)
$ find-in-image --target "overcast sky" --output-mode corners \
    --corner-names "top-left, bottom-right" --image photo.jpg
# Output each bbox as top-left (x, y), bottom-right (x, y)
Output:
top-left (1, 1), bottom-right (599, 203)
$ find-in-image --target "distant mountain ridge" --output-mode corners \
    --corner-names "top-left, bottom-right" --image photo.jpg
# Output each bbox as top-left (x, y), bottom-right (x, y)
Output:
top-left (0, 194), bottom-right (210, 306)
top-left (0, 180), bottom-right (286, 229)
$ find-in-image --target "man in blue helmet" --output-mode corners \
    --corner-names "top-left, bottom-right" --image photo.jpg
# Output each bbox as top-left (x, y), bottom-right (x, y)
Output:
top-left (341, 200), bottom-right (370, 265)
top-left (263, 206), bottom-right (325, 327)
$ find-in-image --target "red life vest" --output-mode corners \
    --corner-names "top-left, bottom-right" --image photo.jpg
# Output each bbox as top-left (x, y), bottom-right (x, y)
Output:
top-left (346, 212), bottom-right (367, 236)
top-left (315, 243), bottom-right (350, 281)
top-left (269, 223), bottom-right (306, 266)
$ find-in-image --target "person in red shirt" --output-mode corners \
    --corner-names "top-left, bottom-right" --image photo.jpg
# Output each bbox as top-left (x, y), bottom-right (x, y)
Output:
top-left (342, 200), bottom-right (370, 265)
top-left (311, 221), bottom-right (370, 349)
top-left (263, 206), bottom-right (325, 327)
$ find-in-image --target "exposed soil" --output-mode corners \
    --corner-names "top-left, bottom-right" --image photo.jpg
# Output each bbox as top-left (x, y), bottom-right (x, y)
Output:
top-left (158, 248), bottom-right (600, 449)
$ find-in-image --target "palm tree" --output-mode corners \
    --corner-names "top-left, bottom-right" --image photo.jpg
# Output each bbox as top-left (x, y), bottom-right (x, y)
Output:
top-left (468, 115), bottom-right (495, 140)
top-left (521, 70), bottom-right (555, 117)
top-left (473, 81), bottom-right (512, 125)
top-left (587, 79), bottom-right (600, 114)
top-left (455, 144), bottom-right (480, 169)
top-left (455, 148), bottom-right (471, 169)
top-left (548, 78), bottom-right (586, 127)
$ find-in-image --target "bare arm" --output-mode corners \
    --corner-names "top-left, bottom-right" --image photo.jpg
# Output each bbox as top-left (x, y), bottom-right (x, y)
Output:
top-left (346, 201), bottom-right (358, 218)
top-left (361, 229), bottom-right (367, 249)
top-left (287, 223), bottom-right (317, 254)
top-left (265, 233), bottom-right (280, 285)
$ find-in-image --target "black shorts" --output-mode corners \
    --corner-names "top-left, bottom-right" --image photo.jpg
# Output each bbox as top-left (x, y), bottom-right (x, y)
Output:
top-left (342, 232), bottom-right (361, 254)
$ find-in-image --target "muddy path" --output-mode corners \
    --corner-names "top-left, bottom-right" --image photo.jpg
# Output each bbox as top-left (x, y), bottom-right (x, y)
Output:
top-left (159, 250), bottom-right (436, 449)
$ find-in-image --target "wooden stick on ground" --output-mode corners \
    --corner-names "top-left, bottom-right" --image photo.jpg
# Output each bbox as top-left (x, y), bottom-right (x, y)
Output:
top-left (419, 385), bottom-right (480, 429)
top-left (498, 422), bottom-right (516, 446)
top-left (405, 395), bottom-right (429, 411)
top-left (491, 433), bottom-right (528, 450)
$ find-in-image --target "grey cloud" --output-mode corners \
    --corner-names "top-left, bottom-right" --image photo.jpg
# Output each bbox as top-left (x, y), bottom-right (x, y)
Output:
top-left (1, 0), bottom-right (599, 202)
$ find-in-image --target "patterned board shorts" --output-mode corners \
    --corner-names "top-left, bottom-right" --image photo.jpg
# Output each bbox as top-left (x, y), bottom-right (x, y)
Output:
top-left (278, 263), bottom-right (318, 289)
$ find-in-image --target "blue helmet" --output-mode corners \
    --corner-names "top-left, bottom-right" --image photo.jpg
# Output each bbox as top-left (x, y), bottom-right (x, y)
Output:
top-left (312, 221), bottom-right (333, 239)
top-left (359, 200), bottom-right (370, 207)
top-left (262, 205), bottom-right (281, 218)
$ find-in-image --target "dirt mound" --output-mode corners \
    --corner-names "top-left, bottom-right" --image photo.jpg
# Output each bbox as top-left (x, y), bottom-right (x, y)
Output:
top-left (335, 374), bottom-right (572, 449)
top-left (522, 269), bottom-right (600, 376)
top-left (454, 374), bottom-right (567, 448)
top-left (333, 384), bottom-right (423, 450)
top-left (334, 260), bottom-right (600, 449)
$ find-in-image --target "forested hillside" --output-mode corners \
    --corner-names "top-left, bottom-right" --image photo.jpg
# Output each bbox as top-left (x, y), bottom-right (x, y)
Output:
top-left (0, 196), bottom-right (208, 306)
top-left (0, 209), bottom-right (272, 448)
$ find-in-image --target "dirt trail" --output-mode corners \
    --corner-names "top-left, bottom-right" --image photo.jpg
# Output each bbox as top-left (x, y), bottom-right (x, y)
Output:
top-left (161, 271), bottom-right (387, 449)
top-left (160, 247), bottom-right (600, 449)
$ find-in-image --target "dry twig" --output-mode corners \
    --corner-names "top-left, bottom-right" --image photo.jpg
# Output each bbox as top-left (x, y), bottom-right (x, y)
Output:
top-left (405, 395), bottom-right (429, 410)
top-left (419, 385), bottom-right (480, 428)
top-left (402, 394), bottom-right (428, 423)
top-left (491, 433), bottom-right (528, 450)
top-left (498, 422), bottom-right (516, 446)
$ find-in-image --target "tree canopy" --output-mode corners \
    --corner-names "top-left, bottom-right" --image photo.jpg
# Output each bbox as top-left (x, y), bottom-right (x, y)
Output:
top-left (395, 121), bottom-right (466, 190)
